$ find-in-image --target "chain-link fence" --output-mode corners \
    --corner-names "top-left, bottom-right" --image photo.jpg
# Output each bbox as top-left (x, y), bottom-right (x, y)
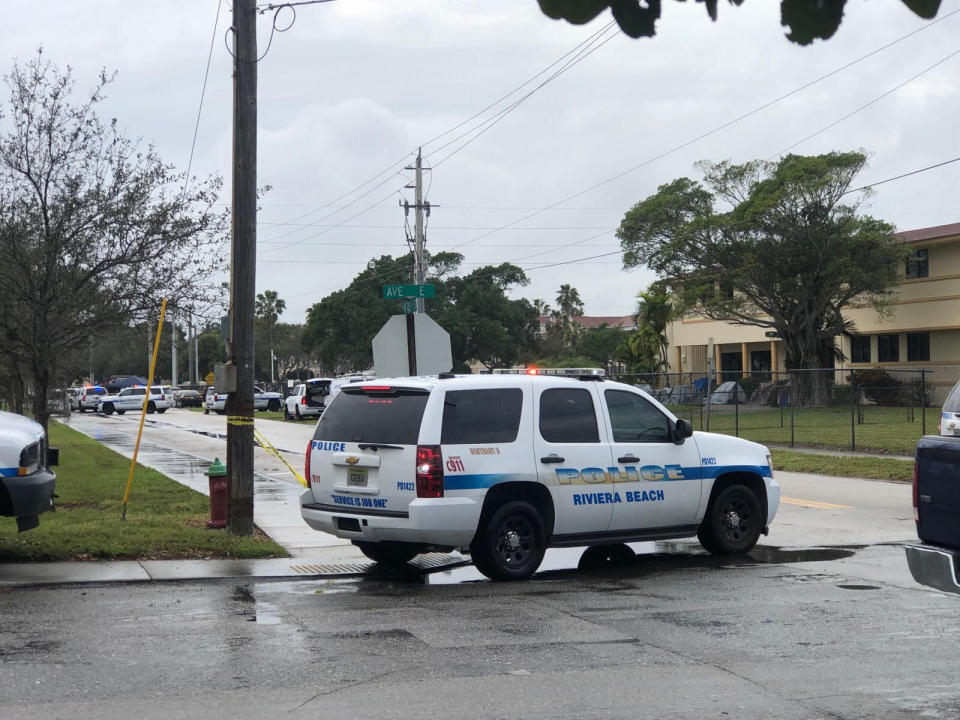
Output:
top-left (609, 367), bottom-right (960, 456)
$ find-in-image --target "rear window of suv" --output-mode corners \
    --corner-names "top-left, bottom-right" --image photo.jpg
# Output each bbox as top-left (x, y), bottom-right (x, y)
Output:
top-left (441, 388), bottom-right (522, 444)
top-left (313, 387), bottom-right (429, 445)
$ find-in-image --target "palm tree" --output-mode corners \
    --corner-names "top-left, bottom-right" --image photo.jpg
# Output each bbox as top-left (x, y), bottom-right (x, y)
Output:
top-left (255, 290), bottom-right (286, 326)
top-left (555, 284), bottom-right (584, 320)
top-left (634, 288), bottom-right (675, 372)
top-left (255, 290), bottom-right (286, 381)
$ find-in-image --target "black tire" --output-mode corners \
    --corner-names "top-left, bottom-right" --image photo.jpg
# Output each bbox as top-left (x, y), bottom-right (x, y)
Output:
top-left (354, 541), bottom-right (421, 566)
top-left (146, 401), bottom-right (156, 414)
top-left (204, 407), bottom-right (210, 414)
top-left (294, 405), bottom-right (302, 421)
top-left (470, 500), bottom-right (546, 581)
top-left (101, 403), bottom-right (114, 415)
top-left (267, 399), bottom-right (280, 412)
top-left (698, 484), bottom-right (762, 555)
top-left (283, 404), bottom-right (291, 420)
top-left (215, 409), bottom-right (225, 415)
top-left (157, 408), bottom-right (166, 414)
top-left (116, 409), bottom-right (125, 415)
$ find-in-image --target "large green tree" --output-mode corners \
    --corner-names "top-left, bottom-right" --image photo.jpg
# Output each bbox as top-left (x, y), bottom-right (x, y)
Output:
top-left (303, 253), bottom-right (538, 372)
top-left (617, 151), bottom-right (907, 405)
top-left (537, 0), bottom-right (943, 45)
top-left (0, 54), bottom-right (227, 427)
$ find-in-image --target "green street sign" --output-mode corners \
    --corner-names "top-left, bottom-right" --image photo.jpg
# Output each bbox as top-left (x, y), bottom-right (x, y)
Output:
top-left (382, 284), bottom-right (435, 299)
top-left (400, 300), bottom-right (417, 313)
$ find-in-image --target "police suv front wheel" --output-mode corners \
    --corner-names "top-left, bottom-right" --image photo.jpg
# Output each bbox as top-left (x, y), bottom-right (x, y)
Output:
top-left (470, 500), bottom-right (546, 581)
top-left (698, 484), bottom-right (762, 555)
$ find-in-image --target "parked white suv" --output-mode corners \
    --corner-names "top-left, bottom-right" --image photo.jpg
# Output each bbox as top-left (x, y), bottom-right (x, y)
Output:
top-left (0, 410), bottom-right (57, 531)
top-left (300, 373), bottom-right (780, 580)
top-left (98, 386), bottom-right (172, 415)
top-left (76, 386), bottom-right (108, 412)
top-left (284, 378), bottom-right (333, 421)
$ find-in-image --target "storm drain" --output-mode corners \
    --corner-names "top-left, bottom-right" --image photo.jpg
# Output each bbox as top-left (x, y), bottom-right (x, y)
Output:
top-left (289, 553), bottom-right (470, 578)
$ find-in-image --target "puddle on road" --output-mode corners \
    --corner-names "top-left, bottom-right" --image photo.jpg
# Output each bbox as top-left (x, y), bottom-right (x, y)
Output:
top-left (422, 542), bottom-right (859, 585)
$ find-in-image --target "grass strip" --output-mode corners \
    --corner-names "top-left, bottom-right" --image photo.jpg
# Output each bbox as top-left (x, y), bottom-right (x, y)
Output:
top-left (0, 421), bottom-right (288, 562)
top-left (771, 449), bottom-right (913, 483)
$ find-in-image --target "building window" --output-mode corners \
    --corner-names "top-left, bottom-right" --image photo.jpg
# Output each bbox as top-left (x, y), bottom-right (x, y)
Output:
top-left (850, 335), bottom-right (871, 363)
top-left (877, 334), bottom-right (899, 363)
top-left (907, 332), bottom-right (930, 362)
top-left (906, 249), bottom-right (929, 279)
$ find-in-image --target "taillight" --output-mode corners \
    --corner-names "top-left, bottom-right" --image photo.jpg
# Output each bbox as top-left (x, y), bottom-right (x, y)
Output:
top-left (301, 395), bottom-right (306, 405)
top-left (416, 445), bottom-right (444, 498)
top-left (912, 461), bottom-right (919, 524)
top-left (305, 440), bottom-right (312, 488)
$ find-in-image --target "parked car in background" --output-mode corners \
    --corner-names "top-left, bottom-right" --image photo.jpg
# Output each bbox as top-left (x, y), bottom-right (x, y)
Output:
top-left (253, 386), bottom-right (283, 412)
top-left (205, 387), bottom-right (226, 414)
top-left (67, 387), bottom-right (83, 411)
top-left (0, 410), bottom-right (57, 532)
top-left (175, 389), bottom-right (203, 408)
top-left (284, 378), bottom-right (333, 421)
top-left (98, 386), bottom-right (171, 415)
top-left (77, 386), bottom-right (107, 412)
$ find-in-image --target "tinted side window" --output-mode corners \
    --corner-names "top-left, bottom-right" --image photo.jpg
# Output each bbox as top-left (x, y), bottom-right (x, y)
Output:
top-left (314, 389), bottom-right (429, 445)
top-left (605, 390), bottom-right (671, 443)
top-left (539, 388), bottom-right (599, 443)
top-left (441, 389), bottom-right (522, 444)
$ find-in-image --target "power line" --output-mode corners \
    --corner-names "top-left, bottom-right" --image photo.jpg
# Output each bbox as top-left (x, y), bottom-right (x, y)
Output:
top-left (770, 47), bottom-right (960, 158)
top-left (182, 0), bottom-right (223, 199)
top-left (845, 156), bottom-right (960, 195)
top-left (257, 22), bottom-right (619, 246)
top-left (448, 8), bottom-right (960, 252)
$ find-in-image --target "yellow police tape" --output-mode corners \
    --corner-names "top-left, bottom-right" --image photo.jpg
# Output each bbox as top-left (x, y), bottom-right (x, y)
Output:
top-left (227, 415), bottom-right (255, 426)
top-left (253, 427), bottom-right (307, 488)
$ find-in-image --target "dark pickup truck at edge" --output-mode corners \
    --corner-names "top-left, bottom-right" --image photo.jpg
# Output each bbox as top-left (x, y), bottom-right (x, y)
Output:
top-left (905, 434), bottom-right (960, 594)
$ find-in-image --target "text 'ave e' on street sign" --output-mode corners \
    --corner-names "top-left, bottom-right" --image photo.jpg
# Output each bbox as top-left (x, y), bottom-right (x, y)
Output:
top-left (382, 284), bottom-right (435, 299)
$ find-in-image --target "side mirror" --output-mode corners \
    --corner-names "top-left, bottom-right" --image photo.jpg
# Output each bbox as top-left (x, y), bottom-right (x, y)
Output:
top-left (675, 419), bottom-right (693, 444)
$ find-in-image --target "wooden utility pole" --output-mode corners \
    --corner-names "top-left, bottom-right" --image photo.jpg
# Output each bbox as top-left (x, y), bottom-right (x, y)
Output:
top-left (227, 0), bottom-right (257, 535)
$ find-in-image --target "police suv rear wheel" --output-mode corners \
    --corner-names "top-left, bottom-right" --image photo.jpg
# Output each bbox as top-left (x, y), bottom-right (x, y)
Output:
top-left (471, 500), bottom-right (546, 581)
top-left (698, 484), bottom-right (761, 555)
top-left (267, 399), bottom-right (281, 412)
top-left (354, 541), bottom-right (420, 566)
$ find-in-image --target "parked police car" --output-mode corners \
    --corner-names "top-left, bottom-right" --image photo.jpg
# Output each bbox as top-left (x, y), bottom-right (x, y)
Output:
top-left (0, 411), bottom-right (57, 532)
top-left (300, 373), bottom-right (780, 580)
top-left (98, 386), bottom-right (173, 415)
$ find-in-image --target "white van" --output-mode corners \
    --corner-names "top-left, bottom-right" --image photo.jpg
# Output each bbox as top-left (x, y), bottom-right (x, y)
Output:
top-left (300, 373), bottom-right (780, 580)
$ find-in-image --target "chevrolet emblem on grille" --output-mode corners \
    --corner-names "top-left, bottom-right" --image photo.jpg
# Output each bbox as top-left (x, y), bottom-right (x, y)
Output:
top-left (345, 456), bottom-right (360, 465)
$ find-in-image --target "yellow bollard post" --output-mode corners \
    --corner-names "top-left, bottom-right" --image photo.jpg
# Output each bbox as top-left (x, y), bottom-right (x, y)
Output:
top-left (121, 298), bottom-right (167, 520)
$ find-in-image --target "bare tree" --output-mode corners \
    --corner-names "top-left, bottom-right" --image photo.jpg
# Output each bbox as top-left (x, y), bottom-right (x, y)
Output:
top-left (0, 52), bottom-right (228, 428)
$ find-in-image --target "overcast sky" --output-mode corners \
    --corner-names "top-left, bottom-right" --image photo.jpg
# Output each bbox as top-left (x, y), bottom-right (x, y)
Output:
top-left (4, 0), bottom-right (959, 322)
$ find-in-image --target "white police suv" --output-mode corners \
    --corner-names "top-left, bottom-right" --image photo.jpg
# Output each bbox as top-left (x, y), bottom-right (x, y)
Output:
top-left (300, 373), bottom-right (780, 581)
top-left (0, 411), bottom-right (57, 532)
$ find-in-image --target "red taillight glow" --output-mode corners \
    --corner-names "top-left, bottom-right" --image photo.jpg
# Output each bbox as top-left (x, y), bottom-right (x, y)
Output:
top-left (305, 440), bottom-right (312, 488)
top-left (912, 461), bottom-right (919, 523)
top-left (301, 395), bottom-right (306, 405)
top-left (416, 445), bottom-right (444, 498)
top-left (362, 386), bottom-right (392, 392)
top-left (526, 367), bottom-right (539, 375)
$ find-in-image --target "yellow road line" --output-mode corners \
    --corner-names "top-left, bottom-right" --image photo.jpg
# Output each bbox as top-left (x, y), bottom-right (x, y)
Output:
top-left (781, 496), bottom-right (852, 510)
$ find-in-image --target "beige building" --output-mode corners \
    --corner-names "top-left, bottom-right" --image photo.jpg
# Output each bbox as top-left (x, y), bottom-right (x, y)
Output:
top-left (664, 221), bottom-right (960, 397)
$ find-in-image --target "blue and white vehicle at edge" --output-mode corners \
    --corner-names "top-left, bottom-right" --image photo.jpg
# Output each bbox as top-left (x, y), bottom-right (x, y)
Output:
top-left (300, 372), bottom-right (780, 581)
top-left (0, 410), bottom-right (57, 532)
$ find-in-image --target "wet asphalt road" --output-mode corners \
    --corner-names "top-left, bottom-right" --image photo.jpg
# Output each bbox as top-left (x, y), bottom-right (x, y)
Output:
top-left (4, 409), bottom-right (956, 718)
top-left (3, 541), bottom-right (960, 719)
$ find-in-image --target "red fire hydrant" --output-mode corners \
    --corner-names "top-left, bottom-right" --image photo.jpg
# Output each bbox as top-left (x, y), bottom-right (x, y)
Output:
top-left (205, 458), bottom-right (228, 529)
